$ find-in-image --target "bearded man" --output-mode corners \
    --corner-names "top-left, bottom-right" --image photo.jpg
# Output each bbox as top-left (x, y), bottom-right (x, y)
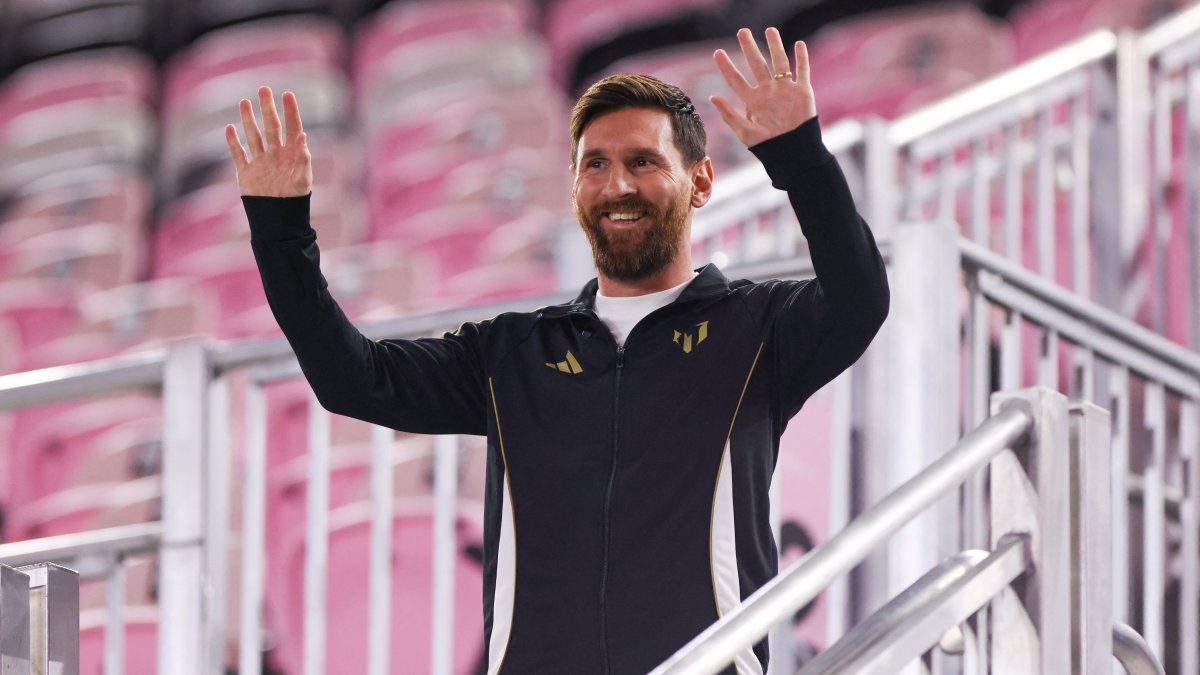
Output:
top-left (229, 26), bottom-right (888, 675)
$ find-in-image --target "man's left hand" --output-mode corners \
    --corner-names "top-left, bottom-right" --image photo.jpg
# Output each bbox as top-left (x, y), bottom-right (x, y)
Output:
top-left (711, 27), bottom-right (817, 148)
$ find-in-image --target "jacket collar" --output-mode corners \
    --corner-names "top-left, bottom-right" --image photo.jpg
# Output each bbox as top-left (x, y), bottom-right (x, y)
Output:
top-left (541, 264), bottom-right (733, 317)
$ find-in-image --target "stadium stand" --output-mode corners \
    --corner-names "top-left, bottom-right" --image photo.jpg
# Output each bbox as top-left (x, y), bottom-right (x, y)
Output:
top-left (1, 0), bottom-right (1198, 672)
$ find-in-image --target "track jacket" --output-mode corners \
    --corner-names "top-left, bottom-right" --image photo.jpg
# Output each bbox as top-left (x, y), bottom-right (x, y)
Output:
top-left (243, 117), bottom-right (889, 675)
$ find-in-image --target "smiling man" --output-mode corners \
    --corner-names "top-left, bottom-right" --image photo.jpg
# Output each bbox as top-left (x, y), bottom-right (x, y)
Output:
top-left (230, 27), bottom-right (888, 675)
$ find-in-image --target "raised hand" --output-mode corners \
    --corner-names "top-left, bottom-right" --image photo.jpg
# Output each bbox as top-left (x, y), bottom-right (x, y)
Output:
top-left (225, 86), bottom-right (313, 197)
top-left (711, 27), bottom-right (817, 148)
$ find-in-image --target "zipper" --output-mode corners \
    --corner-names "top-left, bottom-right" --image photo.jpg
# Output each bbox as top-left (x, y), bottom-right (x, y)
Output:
top-left (598, 343), bottom-right (624, 675)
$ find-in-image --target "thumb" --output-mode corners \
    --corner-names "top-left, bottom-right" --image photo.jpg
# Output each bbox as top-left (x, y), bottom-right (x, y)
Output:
top-left (710, 95), bottom-right (752, 143)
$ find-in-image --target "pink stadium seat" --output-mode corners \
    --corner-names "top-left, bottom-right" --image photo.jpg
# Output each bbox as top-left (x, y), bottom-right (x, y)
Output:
top-left (357, 36), bottom-right (548, 115)
top-left (808, 3), bottom-right (1015, 92)
top-left (369, 147), bottom-right (570, 222)
top-left (543, 0), bottom-right (727, 85)
top-left (0, 280), bottom-right (80, 352)
top-left (4, 166), bottom-right (151, 228)
top-left (79, 606), bottom-right (158, 675)
top-left (162, 15), bottom-right (343, 115)
top-left (365, 87), bottom-right (568, 160)
top-left (151, 185), bottom-right (246, 275)
top-left (6, 475), bottom-right (159, 541)
top-left (321, 240), bottom-right (438, 317)
top-left (169, 242), bottom-right (267, 318)
top-left (0, 48), bottom-right (155, 124)
top-left (1011, 0), bottom-right (1184, 60)
top-left (1, 221), bottom-right (146, 292)
top-left (437, 259), bottom-right (558, 307)
top-left (354, 0), bottom-right (535, 85)
top-left (271, 499), bottom-right (487, 675)
top-left (7, 394), bottom-right (160, 508)
top-left (78, 278), bottom-right (211, 344)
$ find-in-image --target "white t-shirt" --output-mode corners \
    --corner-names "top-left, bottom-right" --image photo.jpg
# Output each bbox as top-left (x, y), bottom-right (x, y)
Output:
top-left (594, 273), bottom-right (697, 346)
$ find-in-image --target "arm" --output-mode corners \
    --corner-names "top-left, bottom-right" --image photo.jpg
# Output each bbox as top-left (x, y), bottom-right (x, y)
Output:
top-left (713, 29), bottom-right (890, 417)
top-left (227, 88), bottom-right (488, 435)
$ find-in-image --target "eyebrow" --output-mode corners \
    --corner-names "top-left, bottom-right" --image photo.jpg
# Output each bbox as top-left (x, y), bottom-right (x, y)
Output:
top-left (579, 147), bottom-right (672, 163)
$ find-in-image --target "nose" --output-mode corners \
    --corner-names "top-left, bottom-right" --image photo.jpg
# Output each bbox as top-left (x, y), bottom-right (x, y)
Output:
top-left (602, 164), bottom-right (636, 200)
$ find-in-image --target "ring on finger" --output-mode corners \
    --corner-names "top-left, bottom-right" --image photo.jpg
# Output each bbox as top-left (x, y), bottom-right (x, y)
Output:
top-left (774, 71), bottom-right (792, 80)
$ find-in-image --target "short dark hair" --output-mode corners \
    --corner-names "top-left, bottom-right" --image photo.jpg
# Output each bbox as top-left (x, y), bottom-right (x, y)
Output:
top-left (570, 73), bottom-right (706, 168)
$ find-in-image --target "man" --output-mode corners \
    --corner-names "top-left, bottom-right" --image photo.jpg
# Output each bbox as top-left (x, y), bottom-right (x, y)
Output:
top-left (227, 27), bottom-right (888, 675)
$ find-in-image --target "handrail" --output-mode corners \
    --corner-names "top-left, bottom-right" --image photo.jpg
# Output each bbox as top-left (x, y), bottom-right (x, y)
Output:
top-left (1113, 622), bottom-right (1167, 675)
top-left (0, 522), bottom-right (162, 574)
top-left (649, 402), bottom-right (1032, 674)
top-left (960, 237), bottom-right (1200, 378)
top-left (798, 534), bottom-right (1029, 675)
top-left (888, 29), bottom-right (1117, 145)
top-left (1137, 1), bottom-right (1200, 58)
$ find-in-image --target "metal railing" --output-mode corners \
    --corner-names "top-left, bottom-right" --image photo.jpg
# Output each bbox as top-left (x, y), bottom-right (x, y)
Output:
top-left (0, 4), bottom-right (1197, 673)
top-left (0, 561), bottom-right (80, 675)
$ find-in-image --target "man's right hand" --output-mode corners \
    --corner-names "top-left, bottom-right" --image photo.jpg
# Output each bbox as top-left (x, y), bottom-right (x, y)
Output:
top-left (226, 86), bottom-right (313, 197)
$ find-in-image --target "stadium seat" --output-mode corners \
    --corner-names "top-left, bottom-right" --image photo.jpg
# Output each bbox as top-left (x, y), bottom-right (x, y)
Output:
top-left (4, 166), bottom-right (152, 229)
top-left (79, 605), bottom-right (159, 675)
top-left (543, 0), bottom-right (728, 87)
top-left (6, 475), bottom-right (159, 541)
top-left (353, 0), bottom-right (535, 86)
top-left (271, 498), bottom-right (487, 675)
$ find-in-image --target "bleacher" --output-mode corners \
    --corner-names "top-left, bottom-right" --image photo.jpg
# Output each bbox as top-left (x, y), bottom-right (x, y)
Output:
top-left (0, 0), bottom-right (1198, 673)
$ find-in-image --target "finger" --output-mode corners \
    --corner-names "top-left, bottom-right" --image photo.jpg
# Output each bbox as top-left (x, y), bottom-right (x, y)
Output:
top-left (239, 98), bottom-right (266, 157)
top-left (737, 27), bottom-right (771, 85)
top-left (765, 27), bottom-right (791, 79)
top-left (713, 49), bottom-right (753, 99)
top-left (259, 86), bottom-right (283, 149)
top-left (282, 90), bottom-right (304, 140)
top-left (710, 95), bottom-right (751, 138)
top-left (225, 124), bottom-right (249, 170)
top-left (794, 41), bottom-right (811, 86)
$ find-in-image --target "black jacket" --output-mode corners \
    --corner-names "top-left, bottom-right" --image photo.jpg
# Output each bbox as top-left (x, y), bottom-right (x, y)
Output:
top-left (243, 117), bottom-right (889, 675)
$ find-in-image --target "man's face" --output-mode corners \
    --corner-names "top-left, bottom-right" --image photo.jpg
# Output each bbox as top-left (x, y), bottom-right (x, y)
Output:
top-left (572, 108), bottom-right (701, 282)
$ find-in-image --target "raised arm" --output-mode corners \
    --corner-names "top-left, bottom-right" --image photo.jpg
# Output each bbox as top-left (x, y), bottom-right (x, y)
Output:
top-left (226, 88), bottom-right (488, 435)
top-left (712, 29), bottom-right (889, 418)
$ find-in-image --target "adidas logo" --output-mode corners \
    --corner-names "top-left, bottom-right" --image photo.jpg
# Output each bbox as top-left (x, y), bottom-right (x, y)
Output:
top-left (673, 321), bottom-right (710, 354)
top-left (546, 350), bottom-right (583, 374)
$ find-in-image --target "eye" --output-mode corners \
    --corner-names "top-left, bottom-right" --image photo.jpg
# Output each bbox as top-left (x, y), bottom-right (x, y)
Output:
top-left (587, 159), bottom-right (604, 169)
top-left (634, 158), bottom-right (651, 167)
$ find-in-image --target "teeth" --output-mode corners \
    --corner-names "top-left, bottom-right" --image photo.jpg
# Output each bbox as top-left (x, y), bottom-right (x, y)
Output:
top-left (608, 212), bottom-right (643, 222)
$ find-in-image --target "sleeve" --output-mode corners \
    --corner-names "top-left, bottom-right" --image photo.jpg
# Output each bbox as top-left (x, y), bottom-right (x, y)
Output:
top-left (243, 194), bottom-right (489, 435)
top-left (748, 117), bottom-right (890, 420)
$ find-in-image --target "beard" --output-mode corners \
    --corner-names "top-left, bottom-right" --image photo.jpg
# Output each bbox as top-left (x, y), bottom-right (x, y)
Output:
top-left (574, 187), bottom-right (691, 282)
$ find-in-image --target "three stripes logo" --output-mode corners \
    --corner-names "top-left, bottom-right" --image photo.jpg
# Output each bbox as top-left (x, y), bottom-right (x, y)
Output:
top-left (673, 320), bottom-right (710, 354)
top-left (546, 350), bottom-right (583, 374)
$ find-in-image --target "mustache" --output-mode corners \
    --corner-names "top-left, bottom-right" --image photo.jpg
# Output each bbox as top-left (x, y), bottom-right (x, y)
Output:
top-left (587, 198), bottom-right (661, 220)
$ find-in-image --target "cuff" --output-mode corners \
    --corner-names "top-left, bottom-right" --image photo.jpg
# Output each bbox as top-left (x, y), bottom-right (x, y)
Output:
top-left (242, 194), bottom-right (313, 242)
top-left (747, 116), bottom-right (834, 190)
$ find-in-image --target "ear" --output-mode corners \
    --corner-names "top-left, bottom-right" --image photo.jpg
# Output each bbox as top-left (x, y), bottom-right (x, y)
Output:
top-left (690, 157), bottom-right (714, 208)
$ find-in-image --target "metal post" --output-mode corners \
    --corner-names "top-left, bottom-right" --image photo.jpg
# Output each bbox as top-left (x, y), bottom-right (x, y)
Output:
top-left (988, 387), bottom-right (1071, 675)
top-left (238, 382), bottom-right (268, 675)
top-left (205, 374), bottom-right (231, 675)
top-left (105, 559), bottom-right (125, 675)
top-left (160, 338), bottom-right (211, 675)
top-left (303, 394), bottom-right (331, 675)
top-left (22, 563), bottom-right (80, 675)
top-left (368, 424), bottom-right (394, 675)
top-left (1068, 402), bottom-right (1113, 673)
top-left (0, 564), bottom-right (31, 675)
top-left (431, 434), bottom-right (459, 675)
top-left (882, 221), bottom-right (963, 599)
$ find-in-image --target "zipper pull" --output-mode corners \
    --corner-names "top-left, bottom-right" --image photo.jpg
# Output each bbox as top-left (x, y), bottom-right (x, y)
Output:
top-left (616, 345), bottom-right (625, 368)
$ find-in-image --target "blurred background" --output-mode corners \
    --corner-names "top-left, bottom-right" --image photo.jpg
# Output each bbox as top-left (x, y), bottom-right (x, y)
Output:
top-left (0, 0), bottom-right (1189, 377)
top-left (0, 0), bottom-right (1197, 673)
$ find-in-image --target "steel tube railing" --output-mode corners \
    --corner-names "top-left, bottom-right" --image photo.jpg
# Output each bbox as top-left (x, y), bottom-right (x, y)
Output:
top-left (650, 404), bottom-right (1032, 675)
top-left (799, 535), bottom-right (1028, 675)
top-left (0, 523), bottom-right (161, 575)
top-left (1113, 622), bottom-right (1167, 675)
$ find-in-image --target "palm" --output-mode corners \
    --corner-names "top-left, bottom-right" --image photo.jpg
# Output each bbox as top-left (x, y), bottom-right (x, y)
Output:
top-left (226, 87), bottom-right (313, 198)
top-left (711, 28), bottom-right (818, 148)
